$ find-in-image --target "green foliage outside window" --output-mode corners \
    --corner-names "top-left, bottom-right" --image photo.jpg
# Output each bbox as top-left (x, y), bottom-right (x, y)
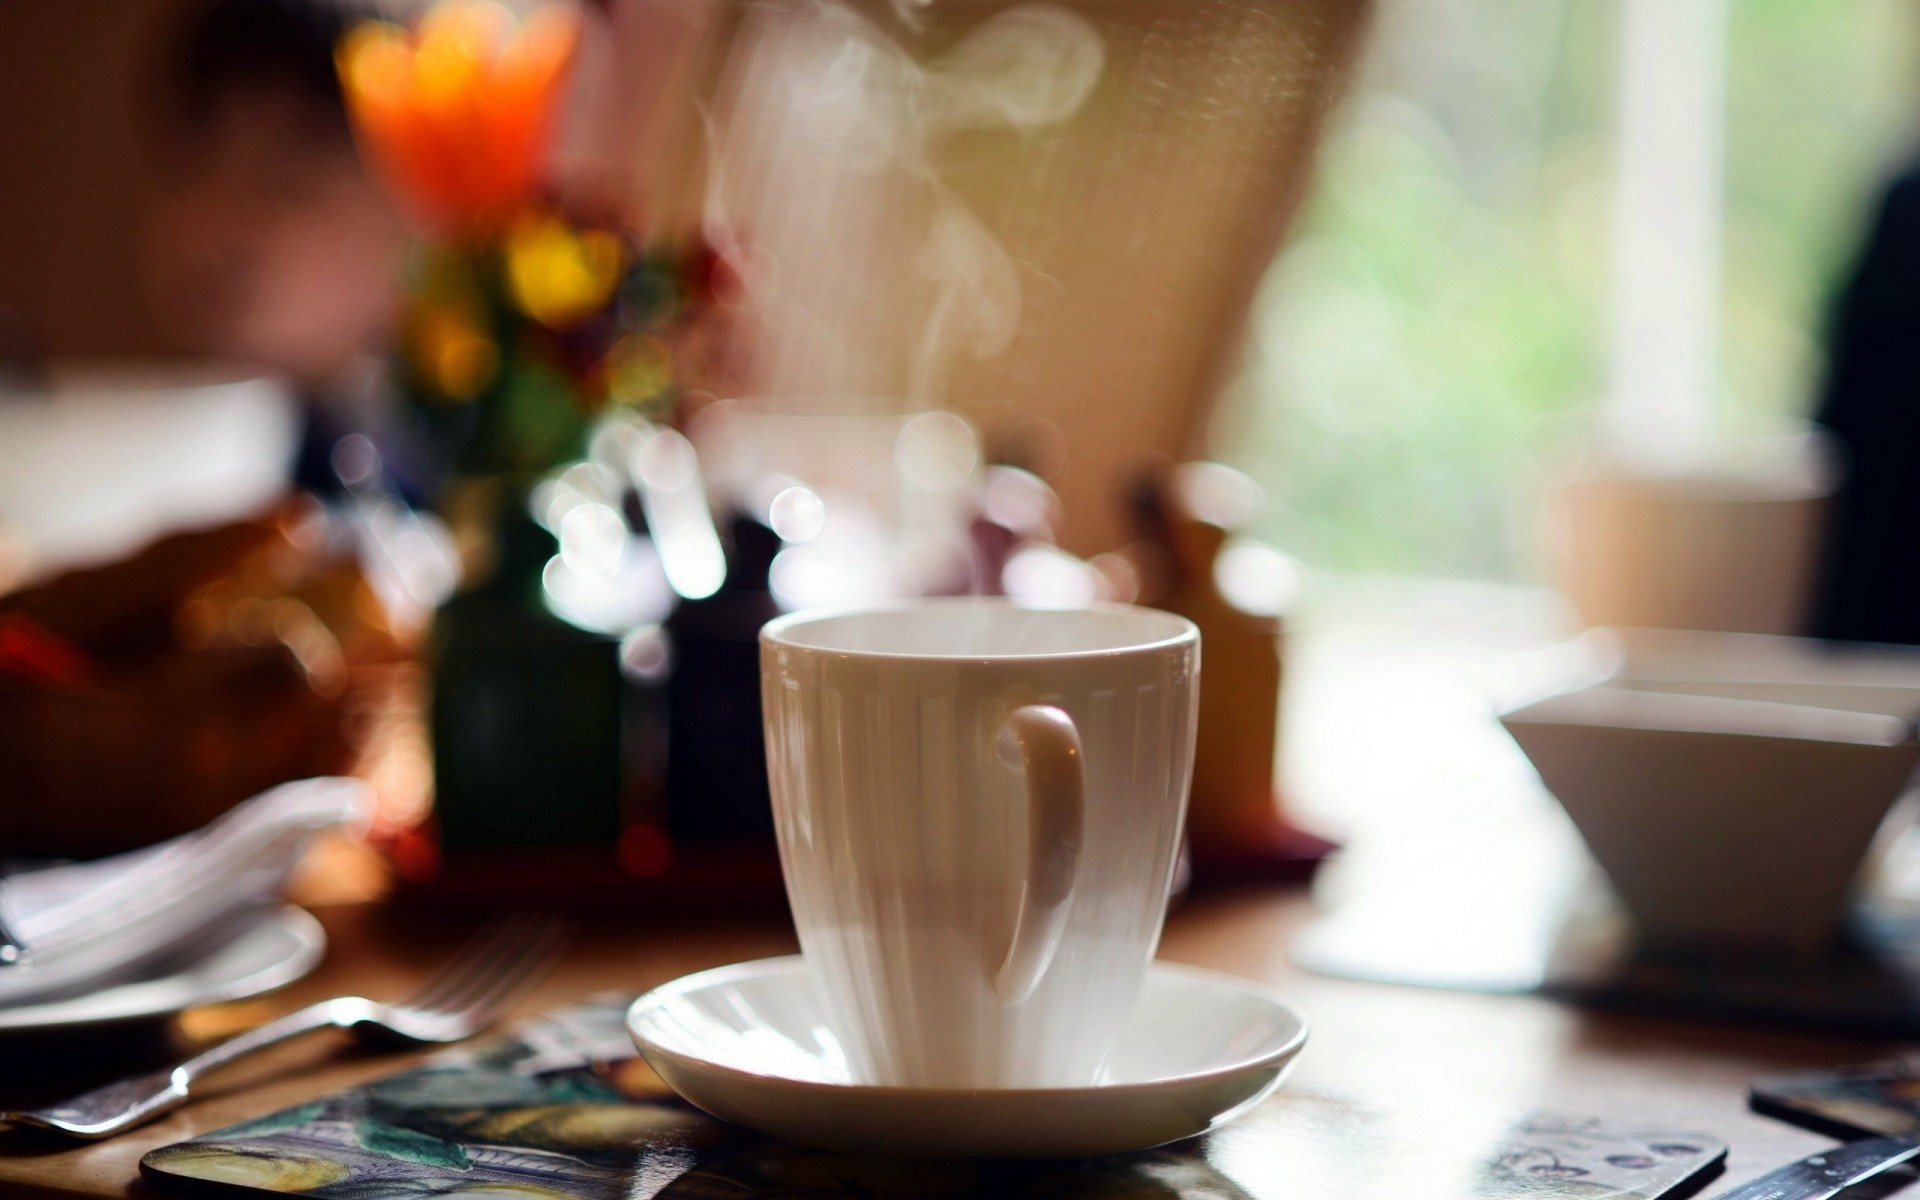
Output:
top-left (1213, 0), bottom-right (1919, 580)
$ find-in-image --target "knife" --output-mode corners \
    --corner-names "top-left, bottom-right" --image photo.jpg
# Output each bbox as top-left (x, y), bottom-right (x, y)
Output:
top-left (1709, 1136), bottom-right (1920, 1200)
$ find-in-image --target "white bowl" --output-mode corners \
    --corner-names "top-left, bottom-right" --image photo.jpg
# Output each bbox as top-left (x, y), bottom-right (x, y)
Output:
top-left (1503, 629), bottom-right (1920, 957)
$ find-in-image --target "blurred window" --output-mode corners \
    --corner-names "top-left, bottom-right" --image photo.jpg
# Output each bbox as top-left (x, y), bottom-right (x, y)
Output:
top-left (1212, 0), bottom-right (1920, 580)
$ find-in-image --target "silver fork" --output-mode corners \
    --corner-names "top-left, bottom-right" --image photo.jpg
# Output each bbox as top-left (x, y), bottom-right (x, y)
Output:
top-left (0, 878), bottom-right (24, 966)
top-left (0, 914), bottom-right (564, 1140)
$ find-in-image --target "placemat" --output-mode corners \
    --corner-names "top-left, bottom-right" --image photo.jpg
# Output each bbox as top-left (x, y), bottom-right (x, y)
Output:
top-left (141, 996), bottom-right (1726, 1199)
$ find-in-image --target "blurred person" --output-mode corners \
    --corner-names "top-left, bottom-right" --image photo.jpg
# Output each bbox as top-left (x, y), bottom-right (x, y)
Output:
top-left (1810, 158), bottom-right (1920, 645)
top-left (141, 0), bottom-right (406, 391)
top-left (141, 0), bottom-right (438, 500)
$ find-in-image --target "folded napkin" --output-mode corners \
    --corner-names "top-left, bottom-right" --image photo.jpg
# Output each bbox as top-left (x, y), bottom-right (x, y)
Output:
top-left (0, 777), bottom-right (367, 1007)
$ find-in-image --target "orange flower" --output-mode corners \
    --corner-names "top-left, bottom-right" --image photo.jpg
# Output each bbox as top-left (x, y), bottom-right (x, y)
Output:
top-left (336, 1), bottom-right (581, 238)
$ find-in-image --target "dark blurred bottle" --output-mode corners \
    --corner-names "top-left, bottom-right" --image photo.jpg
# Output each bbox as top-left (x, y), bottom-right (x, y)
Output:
top-left (1129, 464), bottom-right (1333, 884)
top-left (431, 488), bottom-right (622, 851)
top-left (662, 510), bottom-right (783, 846)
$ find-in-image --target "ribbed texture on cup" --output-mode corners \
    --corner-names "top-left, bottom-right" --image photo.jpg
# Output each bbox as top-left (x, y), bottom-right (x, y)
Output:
top-left (763, 641), bottom-right (1197, 1088)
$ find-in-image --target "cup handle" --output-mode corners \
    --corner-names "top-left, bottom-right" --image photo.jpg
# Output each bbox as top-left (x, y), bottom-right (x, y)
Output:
top-left (993, 704), bottom-right (1085, 1004)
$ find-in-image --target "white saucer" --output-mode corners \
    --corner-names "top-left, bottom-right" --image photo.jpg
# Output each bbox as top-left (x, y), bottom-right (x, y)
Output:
top-left (627, 955), bottom-right (1307, 1159)
top-left (0, 906), bottom-right (325, 1034)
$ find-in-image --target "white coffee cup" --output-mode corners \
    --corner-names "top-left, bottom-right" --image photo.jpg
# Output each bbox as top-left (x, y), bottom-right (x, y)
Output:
top-left (760, 599), bottom-right (1200, 1089)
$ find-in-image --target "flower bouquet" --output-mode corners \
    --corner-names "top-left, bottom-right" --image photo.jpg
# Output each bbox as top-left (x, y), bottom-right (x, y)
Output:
top-left (336, 0), bottom-right (723, 483)
top-left (335, 0), bottom-right (728, 869)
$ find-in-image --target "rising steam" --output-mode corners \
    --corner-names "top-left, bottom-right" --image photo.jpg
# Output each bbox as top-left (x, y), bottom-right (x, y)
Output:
top-left (703, 3), bottom-right (1105, 414)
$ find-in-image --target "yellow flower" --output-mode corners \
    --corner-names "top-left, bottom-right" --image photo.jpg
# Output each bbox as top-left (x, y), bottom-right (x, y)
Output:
top-left (409, 302), bottom-right (498, 399)
top-left (504, 212), bottom-right (625, 329)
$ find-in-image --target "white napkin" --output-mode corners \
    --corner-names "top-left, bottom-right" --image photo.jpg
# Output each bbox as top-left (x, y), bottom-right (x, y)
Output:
top-left (0, 777), bottom-right (367, 1007)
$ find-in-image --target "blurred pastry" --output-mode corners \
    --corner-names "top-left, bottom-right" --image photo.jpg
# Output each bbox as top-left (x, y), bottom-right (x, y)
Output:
top-left (0, 501), bottom-right (396, 854)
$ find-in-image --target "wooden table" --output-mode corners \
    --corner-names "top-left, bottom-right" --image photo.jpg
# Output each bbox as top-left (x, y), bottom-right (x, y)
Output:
top-left (0, 891), bottom-right (1900, 1199)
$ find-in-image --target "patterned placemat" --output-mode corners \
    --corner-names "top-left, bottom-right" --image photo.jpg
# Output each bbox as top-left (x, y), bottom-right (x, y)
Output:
top-left (141, 995), bottom-right (1725, 1199)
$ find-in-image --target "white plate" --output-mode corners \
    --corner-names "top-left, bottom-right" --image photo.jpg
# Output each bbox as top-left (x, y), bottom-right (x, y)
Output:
top-left (627, 955), bottom-right (1307, 1159)
top-left (0, 906), bottom-right (325, 1033)
top-left (0, 362), bottom-right (296, 577)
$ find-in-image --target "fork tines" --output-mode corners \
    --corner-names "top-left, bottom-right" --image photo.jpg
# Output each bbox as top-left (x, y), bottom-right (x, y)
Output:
top-left (403, 913), bottom-right (568, 1020)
